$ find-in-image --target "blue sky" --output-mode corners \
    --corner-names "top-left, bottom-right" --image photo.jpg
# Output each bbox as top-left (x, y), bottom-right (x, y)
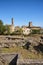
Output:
top-left (0, 0), bottom-right (43, 27)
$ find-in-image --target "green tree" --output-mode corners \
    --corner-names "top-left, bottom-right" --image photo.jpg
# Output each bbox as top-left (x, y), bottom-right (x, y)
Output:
top-left (19, 28), bottom-right (23, 34)
top-left (12, 28), bottom-right (23, 35)
top-left (0, 20), bottom-right (3, 34)
top-left (0, 20), bottom-right (7, 34)
top-left (32, 30), bottom-right (40, 34)
top-left (0, 20), bottom-right (3, 25)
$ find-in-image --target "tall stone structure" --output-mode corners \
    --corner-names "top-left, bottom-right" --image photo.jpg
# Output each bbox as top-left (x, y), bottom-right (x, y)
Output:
top-left (9, 18), bottom-right (14, 33)
top-left (12, 18), bottom-right (14, 25)
top-left (29, 22), bottom-right (32, 27)
top-left (28, 21), bottom-right (41, 30)
top-left (6, 18), bottom-right (14, 33)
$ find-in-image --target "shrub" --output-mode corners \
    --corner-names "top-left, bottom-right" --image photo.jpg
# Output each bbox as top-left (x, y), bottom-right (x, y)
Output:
top-left (31, 30), bottom-right (40, 34)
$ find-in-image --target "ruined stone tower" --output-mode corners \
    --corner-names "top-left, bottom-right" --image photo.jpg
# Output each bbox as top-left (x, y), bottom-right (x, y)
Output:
top-left (8, 18), bottom-right (14, 33)
top-left (29, 22), bottom-right (32, 27)
top-left (12, 18), bottom-right (14, 25)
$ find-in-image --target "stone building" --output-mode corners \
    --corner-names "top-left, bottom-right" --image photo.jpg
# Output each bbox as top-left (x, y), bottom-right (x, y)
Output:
top-left (40, 28), bottom-right (43, 34)
top-left (15, 26), bottom-right (20, 32)
top-left (6, 18), bottom-right (14, 33)
top-left (21, 21), bottom-right (41, 35)
top-left (28, 21), bottom-right (41, 30)
top-left (22, 27), bottom-right (31, 35)
top-left (29, 22), bottom-right (33, 27)
top-left (4, 19), bottom-right (42, 35)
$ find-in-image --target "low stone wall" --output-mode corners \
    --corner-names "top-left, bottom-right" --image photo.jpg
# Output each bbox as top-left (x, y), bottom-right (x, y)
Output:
top-left (0, 36), bottom-right (25, 48)
top-left (0, 53), bottom-right (18, 65)
top-left (0, 53), bottom-right (43, 65)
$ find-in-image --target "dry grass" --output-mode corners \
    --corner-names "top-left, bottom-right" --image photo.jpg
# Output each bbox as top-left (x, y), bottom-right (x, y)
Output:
top-left (1, 46), bottom-right (43, 59)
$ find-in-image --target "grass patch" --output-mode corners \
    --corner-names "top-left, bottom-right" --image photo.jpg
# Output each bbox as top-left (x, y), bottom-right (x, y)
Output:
top-left (0, 46), bottom-right (43, 59)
